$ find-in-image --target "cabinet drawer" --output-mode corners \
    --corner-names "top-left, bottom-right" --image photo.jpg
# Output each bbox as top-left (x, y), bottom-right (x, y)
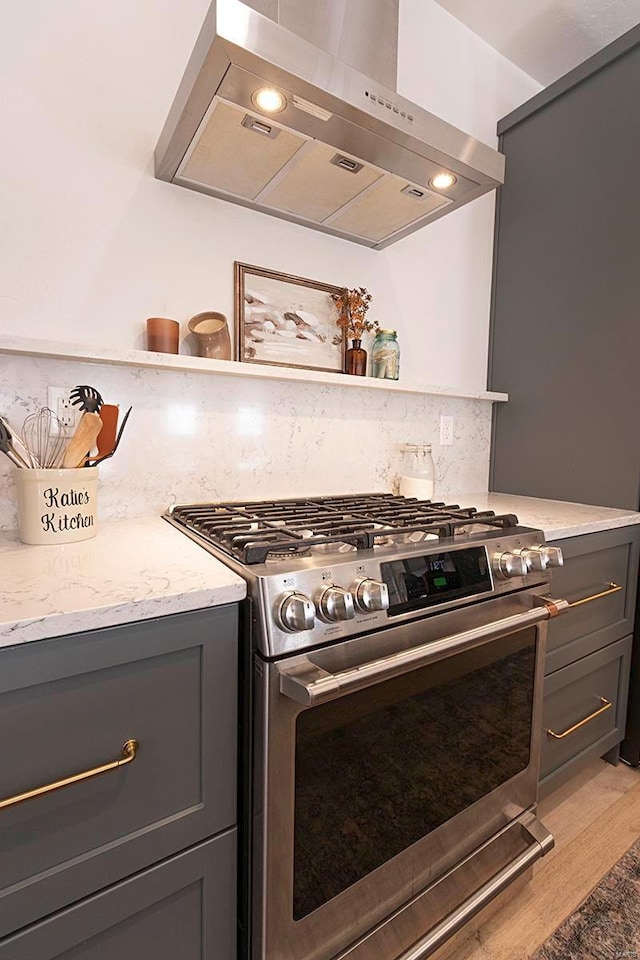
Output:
top-left (546, 528), bottom-right (639, 673)
top-left (0, 828), bottom-right (236, 960)
top-left (540, 635), bottom-right (631, 789)
top-left (0, 605), bottom-right (237, 938)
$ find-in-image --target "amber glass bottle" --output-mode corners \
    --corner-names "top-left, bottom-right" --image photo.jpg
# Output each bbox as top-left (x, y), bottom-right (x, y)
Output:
top-left (345, 339), bottom-right (367, 376)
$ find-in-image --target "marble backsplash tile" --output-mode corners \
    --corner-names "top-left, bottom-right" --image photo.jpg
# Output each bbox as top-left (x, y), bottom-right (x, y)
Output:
top-left (0, 355), bottom-right (493, 529)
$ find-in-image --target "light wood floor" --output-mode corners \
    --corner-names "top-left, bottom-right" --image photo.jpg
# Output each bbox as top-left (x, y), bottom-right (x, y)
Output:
top-left (433, 758), bottom-right (640, 960)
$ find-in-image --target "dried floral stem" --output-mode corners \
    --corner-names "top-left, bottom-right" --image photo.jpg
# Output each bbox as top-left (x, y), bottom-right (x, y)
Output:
top-left (332, 286), bottom-right (379, 341)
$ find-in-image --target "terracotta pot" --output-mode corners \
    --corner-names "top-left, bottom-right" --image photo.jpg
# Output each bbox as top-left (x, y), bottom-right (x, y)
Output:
top-left (146, 317), bottom-right (179, 354)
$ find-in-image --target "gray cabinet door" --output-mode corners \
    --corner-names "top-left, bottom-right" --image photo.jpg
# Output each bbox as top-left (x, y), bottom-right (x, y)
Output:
top-left (540, 636), bottom-right (631, 796)
top-left (489, 29), bottom-right (640, 510)
top-left (545, 527), bottom-right (640, 673)
top-left (0, 829), bottom-right (236, 960)
top-left (0, 605), bottom-right (237, 937)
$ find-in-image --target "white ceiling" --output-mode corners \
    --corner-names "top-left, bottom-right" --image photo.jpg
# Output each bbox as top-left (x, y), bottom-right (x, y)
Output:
top-left (434, 0), bottom-right (640, 85)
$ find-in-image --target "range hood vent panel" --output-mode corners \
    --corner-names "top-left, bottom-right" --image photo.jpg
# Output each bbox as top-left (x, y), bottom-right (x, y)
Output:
top-left (156, 0), bottom-right (505, 249)
top-left (328, 175), bottom-right (451, 243)
top-left (259, 141), bottom-right (383, 223)
top-left (180, 99), bottom-right (306, 198)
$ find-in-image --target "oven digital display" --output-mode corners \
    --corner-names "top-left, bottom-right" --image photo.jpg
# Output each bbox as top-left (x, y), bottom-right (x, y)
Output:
top-left (381, 546), bottom-right (491, 614)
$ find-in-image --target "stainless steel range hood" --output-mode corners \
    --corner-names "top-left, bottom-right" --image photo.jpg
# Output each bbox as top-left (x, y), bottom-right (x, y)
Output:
top-left (155, 0), bottom-right (505, 249)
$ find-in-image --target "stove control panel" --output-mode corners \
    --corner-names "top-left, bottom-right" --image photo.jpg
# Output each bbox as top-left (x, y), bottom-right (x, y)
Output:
top-left (262, 530), bottom-right (557, 654)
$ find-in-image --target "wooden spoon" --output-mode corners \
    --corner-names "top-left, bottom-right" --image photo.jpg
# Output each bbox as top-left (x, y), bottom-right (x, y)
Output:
top-left (63, 412), bottom-right (103, 469)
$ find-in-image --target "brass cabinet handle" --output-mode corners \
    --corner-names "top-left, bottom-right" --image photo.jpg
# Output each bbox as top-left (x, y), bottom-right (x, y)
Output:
top-left (568, 582), bottom-right (622, 608)
top-left (0, 739), bottom-right (138, 811)
top-left (546, 698), bottom-right (612, 740)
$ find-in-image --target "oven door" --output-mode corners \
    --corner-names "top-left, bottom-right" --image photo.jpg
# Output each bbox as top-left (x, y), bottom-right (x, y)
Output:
top-left (252, 589), bottom-right (559, 960)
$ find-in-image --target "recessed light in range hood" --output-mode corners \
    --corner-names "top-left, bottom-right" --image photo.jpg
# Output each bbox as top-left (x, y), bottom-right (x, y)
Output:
top-left (155, 0), bottom-right (505, 250)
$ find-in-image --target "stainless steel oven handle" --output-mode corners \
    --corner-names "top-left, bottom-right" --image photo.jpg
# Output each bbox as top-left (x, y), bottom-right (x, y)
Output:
top-left (391, 814), bottom-right (554, 960)
top-left (279, 598), bottom-right (569, 706)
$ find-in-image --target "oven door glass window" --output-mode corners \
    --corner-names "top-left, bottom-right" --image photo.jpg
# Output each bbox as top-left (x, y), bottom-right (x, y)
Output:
top-left (293, 628), bottom-right (536, 920)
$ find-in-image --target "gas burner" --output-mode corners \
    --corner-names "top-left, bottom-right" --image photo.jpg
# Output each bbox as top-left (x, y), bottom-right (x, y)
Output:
top-left (266, 546), bottom-right (312, 560)
top-left (167, 494), bottom-right (519, 565)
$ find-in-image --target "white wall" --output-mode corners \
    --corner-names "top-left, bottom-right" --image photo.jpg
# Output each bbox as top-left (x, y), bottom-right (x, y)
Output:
top-left (0, 1), bottom-right (541, 524)
top-left (399, 0), bottom-right (541, 144)
top-left (0, 0), bottom-right (540, 391)
top-left (389, 0), bottom-right (542, 389)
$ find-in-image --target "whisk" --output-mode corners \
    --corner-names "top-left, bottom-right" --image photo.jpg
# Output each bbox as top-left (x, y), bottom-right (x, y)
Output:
top-left (21, 407), bottom-right (66, 469)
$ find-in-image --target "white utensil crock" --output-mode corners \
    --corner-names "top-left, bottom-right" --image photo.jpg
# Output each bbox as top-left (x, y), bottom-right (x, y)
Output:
top-left (14, 467), bottom-right (99, 545)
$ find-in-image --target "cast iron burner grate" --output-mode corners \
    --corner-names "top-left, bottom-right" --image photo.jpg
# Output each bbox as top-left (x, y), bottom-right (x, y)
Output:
top-left (168, 494), bottom-right (519, 564)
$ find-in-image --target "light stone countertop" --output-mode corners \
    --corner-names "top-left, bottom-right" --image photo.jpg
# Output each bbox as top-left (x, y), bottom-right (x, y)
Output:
top-left (2, 493), bottom-right (639, 651)
top-left (458, 492), bottom-right (640, 540)
top-left (0, 518), bottom-right (246, 648)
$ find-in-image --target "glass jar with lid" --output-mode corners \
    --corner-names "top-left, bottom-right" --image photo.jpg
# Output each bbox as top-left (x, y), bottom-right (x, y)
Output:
top-left (372, 329), bottom-right (400, 380)
top-left (398, 444), bottom-right (435, 500)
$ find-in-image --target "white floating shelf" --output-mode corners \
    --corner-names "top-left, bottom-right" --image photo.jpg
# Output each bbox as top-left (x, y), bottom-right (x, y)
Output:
top-left (0, 336), bottom-right (508, 402)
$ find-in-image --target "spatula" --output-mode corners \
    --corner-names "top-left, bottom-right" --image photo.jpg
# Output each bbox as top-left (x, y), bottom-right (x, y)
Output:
top-left (84, 406), bottom-right (132, 467)
top-left (63, 412), bottom-right (103, 469)
top-left (80, 404), bottom-right (119, 466)
top-left (96, 404), bottom-right (119, 460)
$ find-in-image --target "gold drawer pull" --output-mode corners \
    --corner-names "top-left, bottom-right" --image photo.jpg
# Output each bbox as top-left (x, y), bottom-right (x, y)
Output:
top-left (546, 698), bottom-right (612, 740)
top-left (568, 582), bottom-right (622, 608)
top-left (0, 739), bottom-right (138, 811)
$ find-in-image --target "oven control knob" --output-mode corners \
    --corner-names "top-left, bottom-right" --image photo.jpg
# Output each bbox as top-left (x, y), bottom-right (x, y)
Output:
top-left (533, 545), bottom-right (564, 568)
top-left (514, 548), bottom-right (547, 572)
top-left (493, 552), bottom-right (528, 578)
top-left (317, 586), bottom-right (355, 623)
top-left (353, 579), bottom-right (390, 613)
top-left (276, 593), bottom-right (316, 633)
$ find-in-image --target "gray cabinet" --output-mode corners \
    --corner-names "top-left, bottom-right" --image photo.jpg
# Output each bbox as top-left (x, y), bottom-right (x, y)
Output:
top-left (0, 830), bottom-right (236, 960)
top-left (545, 528), bottom-right (639, 674)
top-left (540, 527), bottom-right (638, 794)
top-left (488, 25), bottom-right (640, 511)
top-left (541, 636), bottom-right (631, 790)
top-left (488, 23), bottom-right (640, 772)
top-left (0, 605), bottom-right (238, 956)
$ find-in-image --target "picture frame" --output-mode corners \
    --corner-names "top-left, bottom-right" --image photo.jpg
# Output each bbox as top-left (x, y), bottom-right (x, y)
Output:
top-left (234, 262), bottom-right (347, 373)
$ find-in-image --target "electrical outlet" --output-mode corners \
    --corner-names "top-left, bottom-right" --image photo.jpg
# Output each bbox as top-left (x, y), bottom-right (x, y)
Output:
top-left (440, 415), bottom-right (454, 446)
top-left (47, 387), bottom-right (81, 434)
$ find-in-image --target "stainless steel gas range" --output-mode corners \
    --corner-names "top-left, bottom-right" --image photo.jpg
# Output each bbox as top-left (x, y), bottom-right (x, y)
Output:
top-left (165, 493), bottom-right (570, 960)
